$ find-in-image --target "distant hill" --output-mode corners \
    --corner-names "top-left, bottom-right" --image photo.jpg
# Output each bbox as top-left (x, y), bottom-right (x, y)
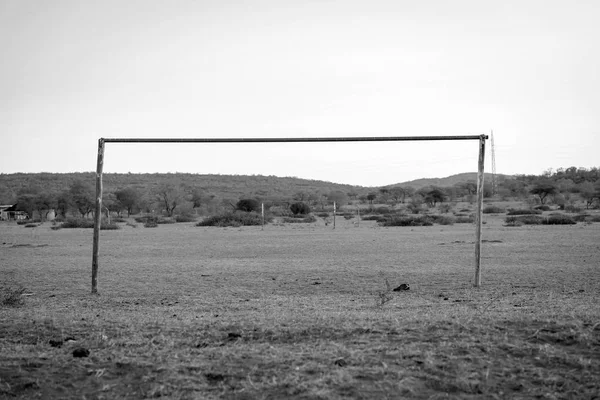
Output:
top-left (388, 172), bottom-right (512, 190)
top-left (0, 172), bottom-right (515, 204)
top-left (0, 172), bottom-right (371, 204)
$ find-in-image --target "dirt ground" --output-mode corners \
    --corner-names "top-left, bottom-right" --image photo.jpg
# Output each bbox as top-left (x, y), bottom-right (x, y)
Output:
top-left (1, 213), bottom-right (599, 399)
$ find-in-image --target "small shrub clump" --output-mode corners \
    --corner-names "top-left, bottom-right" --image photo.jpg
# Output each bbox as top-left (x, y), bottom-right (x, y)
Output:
top-left (316, 212), bottom-right (330, 218)
top-left (483, 206), bottom-right (504, 214)
top-left (60, 219), bottom-right (119, 230)
top-left (564, 205), bottom-right (583, 213)
top-left (290, 202), bottom-right (311, 215)
top-left (507, 209), bottom-right (542, 216)
top-left (282, 215), bottom-right (316, 223)
top-left (197, 212), bottom-right (265, 227)
top-left (24, 223), bottom-right (39, 228)
top-left (1, 285), bottom-right (26, 307)
top-left (379, 216), bottom-right (433, 227)
top-left (428, 215), bottom-right (455, 225)
top-left (361, 215), bottom-right (387, 222)
top-left (175, 214), bottom-right (197, 223)
top-left (505, 215), bottom-right (543, 225)
top-left (455, 216), bottom-right (475, 224)
top-left (543, 214), bottom-right (576, 225)
top-left (534, 205), bottom-right (551, 211)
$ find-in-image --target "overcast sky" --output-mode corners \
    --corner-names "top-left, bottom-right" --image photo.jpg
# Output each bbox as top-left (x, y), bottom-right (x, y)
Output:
top-left (1, 0), bottom-right (598, 187)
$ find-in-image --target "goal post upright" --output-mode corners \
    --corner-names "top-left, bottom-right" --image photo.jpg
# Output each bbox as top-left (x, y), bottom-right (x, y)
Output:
top-left (91, 134), bottom-right (487, 294)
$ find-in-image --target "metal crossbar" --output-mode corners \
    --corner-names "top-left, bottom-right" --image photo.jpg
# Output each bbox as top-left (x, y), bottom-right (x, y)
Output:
top-left (92, 135), bottom-right (488, 294)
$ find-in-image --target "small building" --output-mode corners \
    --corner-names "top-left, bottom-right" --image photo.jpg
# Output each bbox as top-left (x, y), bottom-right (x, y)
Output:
top-left (0, 204), bottom-right (28, 221)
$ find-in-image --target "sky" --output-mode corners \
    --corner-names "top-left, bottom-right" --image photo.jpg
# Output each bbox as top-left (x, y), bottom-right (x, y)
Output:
top-left (1, 0), bottom-right (598, 187)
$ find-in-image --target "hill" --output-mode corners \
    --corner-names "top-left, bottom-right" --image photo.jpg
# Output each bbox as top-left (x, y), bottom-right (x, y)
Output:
top-left (389, 172), bottom-right (512, 190)
top-left (0, 172), bottom-right (371, 204)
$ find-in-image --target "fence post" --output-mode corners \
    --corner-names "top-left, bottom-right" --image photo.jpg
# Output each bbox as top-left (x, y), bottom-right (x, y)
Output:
top-left (474, 135), bottom-right (486, 287)
top-left (92, 139), bottom-right (104, 294)
top-left (333, 201), bottom-right (336, 229)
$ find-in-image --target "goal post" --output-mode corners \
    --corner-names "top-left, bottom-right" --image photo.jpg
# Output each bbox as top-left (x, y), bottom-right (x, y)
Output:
top-left (92, 135), bottom-right (487, 294)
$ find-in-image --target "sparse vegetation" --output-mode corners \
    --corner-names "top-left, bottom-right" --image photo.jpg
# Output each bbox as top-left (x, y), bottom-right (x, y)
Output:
top-left (507, 209), bottom-right (542, 215)
top-left (196, 212), bottom-right (265, 227)
top-left (483, 205), bottom-right (504, 214)
top-left (1, 284), bottom-right (26, 307)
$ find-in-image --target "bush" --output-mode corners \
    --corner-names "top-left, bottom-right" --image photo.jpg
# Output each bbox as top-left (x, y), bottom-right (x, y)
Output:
top-left (483, 206), bottom-right (504, 214)
top-left (1, 285), bottom-right (26, 307)
top-left (283, 215), bottom-right (316, 223)
top-left (571, 214), bottom-right (589, 222)
top-left (290, 202), bottom-right (311, 215)
top-left (361, 215), bottom-right (387, 222)
top-left (236, 199), bottom-right (260, 213)
top-left (112, 217), bottom-right (127, 223)
top-left (564, 205), bottom-right (583, 213)
top-left (343, 214), bottom-right (355, 220)
top-left (175, 214), bottom-right (197, 223)
top-left (24, 223), bottom-right (39, 228)
top-left (428, 215), bottom-right (455, 225)
top-left (379, 216), bottom-right (433, 227)
top-left (534, 205), bottom-right (551, 211)
top-left (59, 218), bottom-right (119, 230)
top-left (61, 218), bottom-right (95, 228)
top-left (507, 209), bottom-right (542, 216)
top-left (316, 212), bottom-right (330, 218)
top-left (144, 220), bottom-right (158, 228)
top-left (505, 215), bottom-right (543, 225)
top-left (439, 204), bottom-right (453, 214)
top-left (17, 219), bottom-right (41, 225)
top-left (588, 215), bottom-right (600, 222)
top-left (455, 216), bottom-right (475, 224)
top-left (197, 212), bottom-right (265, 227)
top-left (543, 214), bottom-right (576, 225)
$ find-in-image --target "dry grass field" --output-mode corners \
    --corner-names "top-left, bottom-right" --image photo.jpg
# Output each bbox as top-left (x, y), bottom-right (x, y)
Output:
top-left (1, 213), bottom-right (599, 399)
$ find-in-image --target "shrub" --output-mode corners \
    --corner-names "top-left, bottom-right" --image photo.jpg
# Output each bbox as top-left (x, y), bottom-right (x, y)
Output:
top-left (534, 205), bottom-right (551, 211)
top-left (59, 218), bottom-right (119, 230)
top-left (507, 209), bottom-right (542, 216)
top-left (483, 206), bottom-right (504, 214)
top-left (505, 215), bottom-right (543, 225)
top-left (428, 215), bottom-right (455, 225)
top-left (455, 216), bottom-right (475, 224)
top-left (439, 204), bottom-right (453, 214)
top-left (379, 216), bottom-right (433, 227)
top-left (197, 212), bottom-right (265, 227)
top-left (373, 207), bottom-right (393, 214)
top-left (460, 208), bottom-right (471, 212)
top-left (316, 212), bottom-right (330, 218)
top-left (236, 199), bottom-right (260, 213)
top-left (588, 215), bottom-right (600, 222)
top-left (504, 220), bottom-right (523, 227)
top-left (1, 285), bottom-right (26, 307)
top-left (290, 202), bottom-right (311, 215)
top-left (17, 219), bottom-right (41, 225)
top-left (112, 217), bottom-right (127, 223)
top-left (24, 223), bottom-right (39, 228)
top-left (61, 219), bottom-right (95, 228)
top-left (283, 215), bottom-right (316, 223)
top-left (564, 205), bottom-right (583, 213)
top-left (361, 215), bottom-right (386, 222)
top-left (343, 214), bottom-right (355, 220)
top-left (571, 214), bottom-right (589, 222)
top-left (175, 214), bottom-right (197, 223)
top-left (144, 220), bottom-right (158, 228)
top-left (543, 214), bottom-right (576, 225)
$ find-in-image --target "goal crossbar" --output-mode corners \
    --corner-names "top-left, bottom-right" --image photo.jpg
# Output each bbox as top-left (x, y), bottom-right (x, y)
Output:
top-left (92, 135), bottom-right (488, 294)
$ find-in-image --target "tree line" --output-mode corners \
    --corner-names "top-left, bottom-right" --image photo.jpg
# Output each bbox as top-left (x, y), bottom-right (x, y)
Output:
top-left (4, 166), bottom-right (600, 221)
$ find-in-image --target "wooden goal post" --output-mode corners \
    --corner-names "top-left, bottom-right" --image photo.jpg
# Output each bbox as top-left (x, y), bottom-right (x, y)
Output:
top-left (92, 135), bottom-right (487, 294)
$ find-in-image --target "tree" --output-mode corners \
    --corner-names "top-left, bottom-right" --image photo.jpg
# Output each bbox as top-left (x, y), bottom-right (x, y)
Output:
top-left (578, 182), bottom-right (600, 209)
top-left (236, 198), bottom-right (260, 212)
top-left (290, 202), bottom-right (311, 215)
top-left (529, 181), bottom-right (558, 204)
top-left (56, 190), bottom-right (71, 218)
top-left (153, 183), bottom-right (185, 217)
top-left (424, 188), bottom-right (446, 207)
top-left (15, 186), bottom-right (40, 219)
top-left (327, 191), bottom-right (348, 207)
top-left (69, 180), bottom-right (95, 218)
top-left (366, 192), bottom-right (377, 205)
top-left (114, 187), bottom-right (141, 217)
top-left (388, 187), bottom-right (408, 205)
